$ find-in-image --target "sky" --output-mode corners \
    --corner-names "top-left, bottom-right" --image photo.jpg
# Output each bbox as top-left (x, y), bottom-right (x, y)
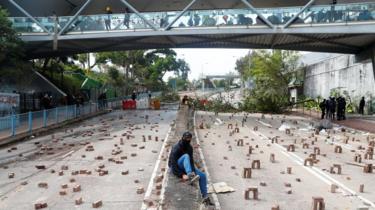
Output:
top-left (170, 48), bottom-right (250, 81)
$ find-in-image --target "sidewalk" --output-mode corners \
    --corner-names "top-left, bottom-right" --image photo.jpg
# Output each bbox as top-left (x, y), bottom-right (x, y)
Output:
top-left (290, 108), bottom-right (375, 133)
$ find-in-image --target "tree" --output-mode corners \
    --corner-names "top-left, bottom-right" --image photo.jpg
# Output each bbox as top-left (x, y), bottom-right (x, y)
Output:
top-left (0, 6), bottom-right (24, 65)
top-left (167, 76), bottom-right (189, 91)
top-left (239, 50), bottom-right (300, 113)
top-left (235, 51), bottom-right (252, 80)
top-left (89, 49), bottom-right (189, 92)
top-left (176, 59), bottom-right (190, 80)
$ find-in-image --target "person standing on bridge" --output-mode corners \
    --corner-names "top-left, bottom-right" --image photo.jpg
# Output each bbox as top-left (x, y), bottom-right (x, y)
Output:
top-left (168, 131), bottom-right (214, 206)
top-left (105, 6), bottom-right (113, 31)
top-left (124, 7), bottom-right (131, 29)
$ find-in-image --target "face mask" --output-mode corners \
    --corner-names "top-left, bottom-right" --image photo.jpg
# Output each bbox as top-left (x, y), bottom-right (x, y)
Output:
top-left (182, 140), bottom-right (191, 147)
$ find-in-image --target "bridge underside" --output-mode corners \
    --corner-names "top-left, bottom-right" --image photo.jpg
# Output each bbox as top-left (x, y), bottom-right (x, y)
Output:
top-left (23, 26), bottom-right (375, 58)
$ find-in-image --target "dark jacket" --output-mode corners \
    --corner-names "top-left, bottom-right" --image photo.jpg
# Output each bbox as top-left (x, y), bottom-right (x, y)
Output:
top-left (168, 140), bottom-right (195, 178)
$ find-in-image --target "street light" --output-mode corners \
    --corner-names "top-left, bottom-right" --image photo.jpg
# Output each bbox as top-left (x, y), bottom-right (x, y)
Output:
top-left (200, 62), bottom-right (208, 91)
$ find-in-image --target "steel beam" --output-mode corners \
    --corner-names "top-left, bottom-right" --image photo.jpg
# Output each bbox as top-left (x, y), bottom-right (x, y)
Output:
top-left (290, 34), bottom-right (361, 52)
top-left (164, 0), bottom-right (197, 30)
top-left (91, 36), bottom-right (150, 51)
top-left (119, 0), bottom-right (157, 31)
top-left (8, 0), bottom-right (52, 34)
top-left (179, 34), bottom-right (269, 48)
top-left (241, 0), bottom-right (274, 29)
top-left (58, 0), bottom-right (93, 36)
top-left (274, 34), bottom-right (361, 48)
top-left (270, 34), bottom-right (277, 48)
top-left (283, 0), bottom-right (315, 29)
top-left (164, 36), bottom-right (177, 47)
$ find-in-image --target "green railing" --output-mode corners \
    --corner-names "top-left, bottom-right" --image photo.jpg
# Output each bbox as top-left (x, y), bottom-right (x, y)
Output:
top-left (8, 2), bottom-right (375, 34)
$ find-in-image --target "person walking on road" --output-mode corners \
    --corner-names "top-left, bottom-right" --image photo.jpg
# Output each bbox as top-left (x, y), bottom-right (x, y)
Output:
top-left (319, 99), bottom-right (326, 119)
top-left (131, 91), bottom-right (137, 101)
top-left (168, 131), bottom-right (214, 206)
top-left (329, 97), bottom-right (336, 120)
top-left (336, 96), bottom-right (343, 120)
top-left (359, 97), bottom-right (365, 115)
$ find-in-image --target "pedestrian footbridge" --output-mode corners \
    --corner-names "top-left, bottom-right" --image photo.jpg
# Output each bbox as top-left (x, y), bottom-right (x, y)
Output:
top-left (2, 0), bottom-right (375, 61)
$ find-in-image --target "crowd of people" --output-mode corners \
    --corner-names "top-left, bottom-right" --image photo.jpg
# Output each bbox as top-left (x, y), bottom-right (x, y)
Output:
top-left (39, 4), bottom-right (374, 33)
top-left (319, 96), bottom-right (366, 120)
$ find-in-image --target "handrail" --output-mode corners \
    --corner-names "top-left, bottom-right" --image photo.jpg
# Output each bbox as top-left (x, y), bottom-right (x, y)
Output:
top-left (8, 1), bottom-right (375, 34)
top-left (0, 93), bottom-right (160, 139)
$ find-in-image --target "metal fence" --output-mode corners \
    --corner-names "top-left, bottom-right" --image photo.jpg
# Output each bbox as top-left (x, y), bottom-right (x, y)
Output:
top-left (0, 97), bottom-right (127, 140)
top-left (0, 91), bottom-right (168, 140)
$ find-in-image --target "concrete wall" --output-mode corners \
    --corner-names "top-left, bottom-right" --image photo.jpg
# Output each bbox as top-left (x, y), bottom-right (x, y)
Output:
top-left (304, 54), bottom-right (375, 100)
top-left (0, 70), bottom-right (65, 97)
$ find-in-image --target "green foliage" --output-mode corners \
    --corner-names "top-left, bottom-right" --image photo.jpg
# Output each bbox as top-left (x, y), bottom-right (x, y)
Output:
top-left (168, 77), bottom-right (189, 91)
top-left (206, 98), bottom-right (237, 113)
top-left (235, 53), bottom-right (252, 80)
top-left (304, 98), bottom-right (319, 111)
top-left (213, 80), bottom-right (226, 88)
top-left (0, 6), bottom-right (24, 65)
top-left (91, 49), bottom-right (189, 93)
top-left (158, 91), bottom-right (180, 102)
top-left (191, 97), bottom-right (237, 113)
top-left (238, 50), bottom-right (300, 113)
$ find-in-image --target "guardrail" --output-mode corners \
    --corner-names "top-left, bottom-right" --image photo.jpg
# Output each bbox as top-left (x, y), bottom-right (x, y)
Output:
top-left (0, 98), bottom-right (120, 140)
top-left (0, 92), bottom-right (162, 140)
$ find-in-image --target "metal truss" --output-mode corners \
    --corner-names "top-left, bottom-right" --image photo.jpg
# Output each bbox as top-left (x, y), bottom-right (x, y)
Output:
top-left (119, 0), bottom-right (157, 30)
top-left (58, 0), bottom-right (93, 36)
top-left (164, 0), bottom-right (198, 30)
top-left (8, 0), bottom-right (52, 34)
top-left (240, 0), bottom-right (274, 29)
top-left (283, 0), bottom-right (315, 29)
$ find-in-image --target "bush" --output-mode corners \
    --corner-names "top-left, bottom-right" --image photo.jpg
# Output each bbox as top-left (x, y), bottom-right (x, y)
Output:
top-left (158, 91), bottom-right (180, 102)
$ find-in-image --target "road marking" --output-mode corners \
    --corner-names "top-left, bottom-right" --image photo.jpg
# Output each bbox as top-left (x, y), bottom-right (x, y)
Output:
top-left (256, 120), bottom-right (272, 128)
top-left (241, 119), bottom-right (375, 208)
top-left (62, 150), bottom-right (74, 158)
top-left (141, 126), bottom-right (172, 210)
top-left (194, 111), bottom-right (221, 210)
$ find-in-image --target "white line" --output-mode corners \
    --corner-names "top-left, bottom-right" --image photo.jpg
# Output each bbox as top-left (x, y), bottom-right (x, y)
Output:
top-left (62, 150), bottom-right (74, 158)
top-left (141, 126), bottom-right (172, 210)
top-left (256, 120), bottom-right (272, 128)
top-left (243, 119), bottom-right (375, 208)
top-left (158, 149), bottom-right (171, 210)
top-left (194, 111), bottom-right (221, 210)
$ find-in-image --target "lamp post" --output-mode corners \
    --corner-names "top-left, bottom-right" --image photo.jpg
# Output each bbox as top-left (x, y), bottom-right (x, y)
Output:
top-left (201, 62), bottom-right (208, 92)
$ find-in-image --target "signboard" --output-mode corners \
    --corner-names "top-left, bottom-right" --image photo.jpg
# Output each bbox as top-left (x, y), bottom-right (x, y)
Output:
top-left (0, 92), bottom-right (20, 116)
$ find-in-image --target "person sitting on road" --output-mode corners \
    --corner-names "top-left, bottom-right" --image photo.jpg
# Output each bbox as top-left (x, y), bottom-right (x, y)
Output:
top-left (168, 131), bottom-right (214, 206)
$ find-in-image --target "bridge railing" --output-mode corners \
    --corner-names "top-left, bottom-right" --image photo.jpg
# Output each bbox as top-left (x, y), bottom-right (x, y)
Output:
top-left (8, 2), bottom-right (375, 34)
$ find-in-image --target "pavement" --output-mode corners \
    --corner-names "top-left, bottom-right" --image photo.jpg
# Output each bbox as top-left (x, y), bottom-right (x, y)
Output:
top-left (2, 88), bottom-right (375, 210)
top-left (0, 109), bottom-right (177, 210)
top-left (163, 105), bottom-right (202, 210)
top-left (196, 111), bottom-right (375, 210)
top-left (291, 109), bottom-right (375, 133)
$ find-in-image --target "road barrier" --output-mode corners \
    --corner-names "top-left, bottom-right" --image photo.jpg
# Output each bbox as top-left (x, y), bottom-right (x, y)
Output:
top-left (0, 97), bottom-right (126, 140)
